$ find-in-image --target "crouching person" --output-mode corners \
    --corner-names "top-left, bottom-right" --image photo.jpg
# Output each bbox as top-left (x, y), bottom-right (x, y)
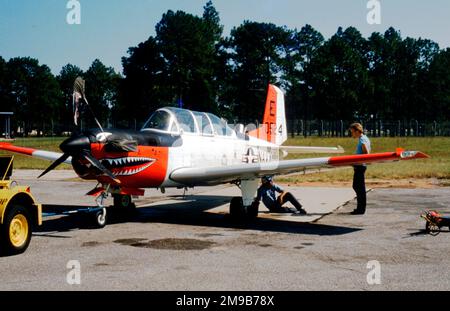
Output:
top-left (254, 176), bottom-right (307, 215)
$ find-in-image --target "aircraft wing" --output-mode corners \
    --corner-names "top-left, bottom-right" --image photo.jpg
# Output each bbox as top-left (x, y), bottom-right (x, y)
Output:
top-left (170, 149), bottom-right (429, 186)
top-left (0, 143), bottom-right (72, 164)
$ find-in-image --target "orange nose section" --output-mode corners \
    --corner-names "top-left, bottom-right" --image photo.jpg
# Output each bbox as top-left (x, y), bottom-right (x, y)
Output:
top-left (91, 144), bottom-right (169, 188)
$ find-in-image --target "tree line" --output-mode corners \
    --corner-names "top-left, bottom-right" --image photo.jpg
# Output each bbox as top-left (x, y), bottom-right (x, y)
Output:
top-left (0, 1), bottom-right (449, 135)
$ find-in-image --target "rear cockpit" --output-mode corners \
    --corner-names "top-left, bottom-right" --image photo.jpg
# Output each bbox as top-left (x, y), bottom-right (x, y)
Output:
top-left (142, 107), bottom-right (236, 137)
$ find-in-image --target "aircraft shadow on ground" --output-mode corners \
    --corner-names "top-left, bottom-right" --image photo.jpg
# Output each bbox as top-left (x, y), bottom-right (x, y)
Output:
top-left (36, 195), bottom-right (361, 236)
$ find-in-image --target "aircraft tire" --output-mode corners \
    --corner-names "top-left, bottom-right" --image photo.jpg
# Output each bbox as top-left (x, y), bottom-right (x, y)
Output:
top-left (93, 208), bottom-right (107, 229)
top-left (230, 197), bottom-right (245, 220)
top-left (113, 194), bottom-right (136, 210)
top-left (246, 201), bottom-right (259, 219)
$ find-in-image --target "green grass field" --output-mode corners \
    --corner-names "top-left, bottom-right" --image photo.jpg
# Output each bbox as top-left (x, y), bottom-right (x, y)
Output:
top-left (1, 136), bottom-right (449, 183)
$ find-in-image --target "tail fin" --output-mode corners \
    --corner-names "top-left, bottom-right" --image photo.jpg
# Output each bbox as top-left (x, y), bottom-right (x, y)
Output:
top-left (247, 84), bottom-right (287, 145)
top-left (260, 84), bottom-right (287, 145)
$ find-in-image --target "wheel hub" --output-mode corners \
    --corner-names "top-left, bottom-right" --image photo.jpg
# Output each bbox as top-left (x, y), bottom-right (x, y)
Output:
top-left (9, 214), bottom-right (29, 247)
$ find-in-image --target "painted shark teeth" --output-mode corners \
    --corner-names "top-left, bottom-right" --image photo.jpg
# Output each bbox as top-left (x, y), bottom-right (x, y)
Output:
top-left (114, 163), bottom-right (153, 176)
top-left (100, 157), bottom-right (155, 176)
top-left (103, 157), bottom-right (153, 166)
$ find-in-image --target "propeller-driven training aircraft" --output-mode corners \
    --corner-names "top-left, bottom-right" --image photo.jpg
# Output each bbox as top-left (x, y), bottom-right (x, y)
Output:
top-left (0, 83), bottom-right (429, 226)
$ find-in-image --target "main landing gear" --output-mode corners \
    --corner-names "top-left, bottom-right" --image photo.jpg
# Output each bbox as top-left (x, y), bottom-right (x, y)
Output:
top-left (113, 194), bottom-right (136, 210)
top-left (230, 197), bottom-right (259, 220)
top-left (229, 180), bottom-right (259, 221)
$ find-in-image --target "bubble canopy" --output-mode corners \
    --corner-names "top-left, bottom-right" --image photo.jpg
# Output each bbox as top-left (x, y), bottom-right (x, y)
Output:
top-left (142, 107), bottom-right (234, 136)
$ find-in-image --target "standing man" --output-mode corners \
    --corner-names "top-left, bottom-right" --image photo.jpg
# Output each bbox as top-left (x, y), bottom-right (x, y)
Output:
top-left (349, 123), bottom-right (371, 215)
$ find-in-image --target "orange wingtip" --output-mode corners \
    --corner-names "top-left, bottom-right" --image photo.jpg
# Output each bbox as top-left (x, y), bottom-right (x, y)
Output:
top-left (399, 150), bottom-right (430, 159)
top-left (396, 148), bottom-right (430, 159)
top-left (415, 152), bottom-right (430, 159)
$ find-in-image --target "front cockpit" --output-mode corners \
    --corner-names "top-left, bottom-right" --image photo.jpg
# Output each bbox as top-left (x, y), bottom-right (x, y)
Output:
top-left (142, 107), bottom-right (235, 137)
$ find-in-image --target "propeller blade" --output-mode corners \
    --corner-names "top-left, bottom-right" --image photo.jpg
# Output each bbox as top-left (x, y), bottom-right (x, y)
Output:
top-left (38, 153), bottom-right (70, 178)
top-left (73, 77), bottom-right (86, 99)
top-left (81, 152), bottom-right (121, 184)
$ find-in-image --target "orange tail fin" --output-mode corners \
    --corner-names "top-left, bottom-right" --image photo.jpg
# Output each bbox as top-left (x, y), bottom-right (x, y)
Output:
top-left (249, 84), bottom-right (287, 145)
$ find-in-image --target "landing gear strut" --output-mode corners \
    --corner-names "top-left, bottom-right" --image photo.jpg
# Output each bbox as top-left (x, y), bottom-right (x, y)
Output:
top-left (229, 179), bottom-right (259, 221)
top-left (93, 191), bottom-right (108, 228)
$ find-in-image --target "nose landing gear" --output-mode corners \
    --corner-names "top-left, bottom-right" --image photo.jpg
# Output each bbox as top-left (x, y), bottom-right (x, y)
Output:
top-left (92, 191), bottom-right (108, 228)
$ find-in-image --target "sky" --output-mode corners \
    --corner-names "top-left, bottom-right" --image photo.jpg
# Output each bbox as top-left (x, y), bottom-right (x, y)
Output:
top-left (1, 0), bottom-right (449, 75)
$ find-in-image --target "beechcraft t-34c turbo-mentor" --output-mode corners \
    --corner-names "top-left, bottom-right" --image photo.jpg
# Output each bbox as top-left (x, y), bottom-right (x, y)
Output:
top-left (0, 79), bottom-right (429, 227)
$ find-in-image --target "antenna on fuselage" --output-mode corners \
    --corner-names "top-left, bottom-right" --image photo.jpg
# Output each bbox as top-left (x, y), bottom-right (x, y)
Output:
top-left (73, 77), bottom-right (104, 132)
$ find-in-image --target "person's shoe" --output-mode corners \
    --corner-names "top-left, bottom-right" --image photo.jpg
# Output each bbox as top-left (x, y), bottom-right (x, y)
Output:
top-left (293, 209), bottom-right (307, 216)
top-left (350, 209), bottom-right (365, 215)
top-left (270, 208), bottom-right (291, 214)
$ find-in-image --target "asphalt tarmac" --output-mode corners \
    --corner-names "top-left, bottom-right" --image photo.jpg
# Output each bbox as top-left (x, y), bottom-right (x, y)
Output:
top-left (0, 170), bottom-right (449, 290)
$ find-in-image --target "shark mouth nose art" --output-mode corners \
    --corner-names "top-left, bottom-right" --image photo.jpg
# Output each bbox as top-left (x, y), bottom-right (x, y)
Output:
top-left (100, 157), bottom-right (155, 176)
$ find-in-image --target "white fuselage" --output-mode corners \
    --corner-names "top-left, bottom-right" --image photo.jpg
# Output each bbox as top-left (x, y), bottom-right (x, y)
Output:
top-left (161, 132), bottom-right (279, 188)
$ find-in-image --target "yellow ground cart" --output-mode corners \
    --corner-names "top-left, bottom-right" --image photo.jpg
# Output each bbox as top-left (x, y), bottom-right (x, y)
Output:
top-left (0, 156), bottom-right (42, 256)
